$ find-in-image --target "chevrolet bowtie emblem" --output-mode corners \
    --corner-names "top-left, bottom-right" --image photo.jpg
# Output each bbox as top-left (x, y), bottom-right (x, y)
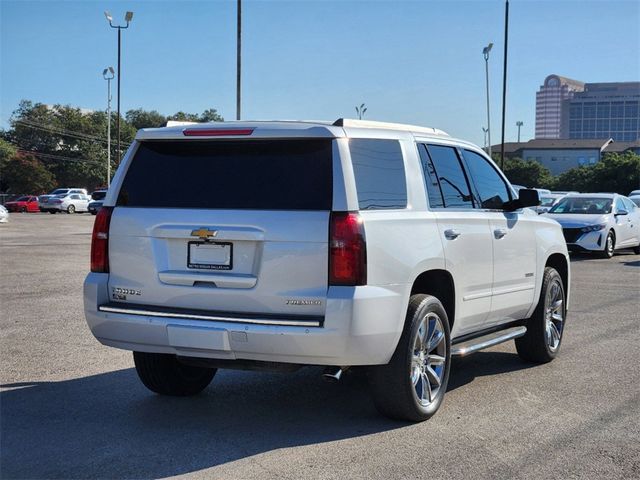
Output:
top-left (191, 228), bottom-right (218, 239)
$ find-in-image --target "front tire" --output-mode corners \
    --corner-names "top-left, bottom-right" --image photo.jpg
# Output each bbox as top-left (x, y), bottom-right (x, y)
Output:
top-left (367, 294), bottom-right (451, 422)
top-left (133, 352), bottom-right (216, 396)
top-left (67, 205), bottom-right (76, 214)
top-left (600, 230), bottom-right (615, 258)
top-left (49, 210), bottom-right (57, 214)
top-left (516, 267), bottom-right (566, 363)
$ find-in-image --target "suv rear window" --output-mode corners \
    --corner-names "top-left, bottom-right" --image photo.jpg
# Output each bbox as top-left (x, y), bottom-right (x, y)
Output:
top-left (117, 140), bottom-right (333, 210)
top-left (350, 139), bottom-right (407, 210)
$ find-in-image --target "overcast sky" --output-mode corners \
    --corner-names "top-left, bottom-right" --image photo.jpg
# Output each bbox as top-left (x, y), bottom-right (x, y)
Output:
top-left (1, 0), bottom-right (638, 146)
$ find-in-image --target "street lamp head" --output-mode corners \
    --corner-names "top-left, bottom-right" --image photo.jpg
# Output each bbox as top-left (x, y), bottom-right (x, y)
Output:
top-left (482, 42), bottom-right (493, 55)
top-left (125, 11), bottom-right (134, 23)
top-left (516, 121), bottom-right (524, 127)
top-left (103, 67), bottom-right (115, 80)
top-left (104, 11), bottom-right (113, 23)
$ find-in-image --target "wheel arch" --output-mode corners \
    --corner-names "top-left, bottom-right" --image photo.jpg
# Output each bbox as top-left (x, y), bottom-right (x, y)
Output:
top-left (545, 253), bottom-right (569, 302)
top-left (410, 269), bottom-right (456, 329)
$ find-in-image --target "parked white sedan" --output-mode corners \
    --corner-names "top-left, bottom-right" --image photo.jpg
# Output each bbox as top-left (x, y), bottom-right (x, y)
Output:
top-left (46, 193), bottom-right (91, 214)
top-left (544, 193), bottom-right (640, 257)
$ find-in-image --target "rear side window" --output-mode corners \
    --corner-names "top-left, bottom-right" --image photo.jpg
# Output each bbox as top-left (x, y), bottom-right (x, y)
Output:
top-left (350, 139), bottom-right (407, 210)
top-left (117, 140), bottom-right (333, 210)
top-left (418, 144), bottom-right (445, 208)
top-left (424, 144), bottom-right (474, 208)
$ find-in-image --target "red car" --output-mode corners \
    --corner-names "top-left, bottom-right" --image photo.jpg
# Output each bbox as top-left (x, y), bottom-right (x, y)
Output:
top-left (4, 195), bottom-right (40, 213)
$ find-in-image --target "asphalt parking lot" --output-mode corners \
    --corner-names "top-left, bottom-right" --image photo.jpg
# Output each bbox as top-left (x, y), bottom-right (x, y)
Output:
top-left (1, 213), bottom-right (639, 480)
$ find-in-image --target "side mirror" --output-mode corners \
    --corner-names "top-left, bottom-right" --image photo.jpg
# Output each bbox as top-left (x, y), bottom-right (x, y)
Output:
top-left (503, 188), bottom-right (539, 211)
top-left (616, 209), bottom-right (628, 216)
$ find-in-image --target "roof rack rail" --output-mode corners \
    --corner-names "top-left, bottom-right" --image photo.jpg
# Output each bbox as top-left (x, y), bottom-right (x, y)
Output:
top-left (333, 118), bottom-right (449, 136)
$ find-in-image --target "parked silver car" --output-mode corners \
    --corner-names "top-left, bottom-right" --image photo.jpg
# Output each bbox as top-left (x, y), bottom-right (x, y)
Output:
top-left (544, 193), bottom-right (640, 257)
top-left (45, 193), bottom-right (91, 214)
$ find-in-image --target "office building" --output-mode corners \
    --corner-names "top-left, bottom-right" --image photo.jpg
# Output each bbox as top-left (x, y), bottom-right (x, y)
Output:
top-left (561, 82), bottom-right (640, 142)
top-left (535, 75), bottom-right (584, 139)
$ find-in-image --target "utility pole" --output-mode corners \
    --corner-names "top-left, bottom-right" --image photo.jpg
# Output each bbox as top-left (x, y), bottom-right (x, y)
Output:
top-left (516, 121), bottom-right (523, 143)
top-left (103, 67), bottom-right (115, 187)
top-left (500, 0), bottom-right (509, 169)
top-left (236, 0), bottom-right (242, 120)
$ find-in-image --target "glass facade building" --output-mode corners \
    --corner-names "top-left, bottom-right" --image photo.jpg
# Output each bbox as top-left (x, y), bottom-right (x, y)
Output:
top-left (561, 82), bottom-right (640, 142)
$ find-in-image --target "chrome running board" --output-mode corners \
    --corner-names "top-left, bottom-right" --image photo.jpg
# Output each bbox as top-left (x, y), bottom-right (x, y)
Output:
top-left (451, 326), bottom-right (527, 357)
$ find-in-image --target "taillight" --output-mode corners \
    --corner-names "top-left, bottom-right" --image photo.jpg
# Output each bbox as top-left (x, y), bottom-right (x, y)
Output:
top-left (329, 212), bottom-right (367, 286)
top-left (91, 207), bottom-right (113, 273)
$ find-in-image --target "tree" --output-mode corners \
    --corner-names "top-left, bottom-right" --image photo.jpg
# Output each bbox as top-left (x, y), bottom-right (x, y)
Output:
top-left (199, 108), bottom-right (223, 122)
top-left (2, 153), bottom-right (55, 194)
top-left (126, 109), bottom-right (167, 130)
top-left (499, 157), bottom-right (555, 189)
top-left (0, 138), bottom-right (18, 192)
top-left (555, 152), bottom-right (640, 193)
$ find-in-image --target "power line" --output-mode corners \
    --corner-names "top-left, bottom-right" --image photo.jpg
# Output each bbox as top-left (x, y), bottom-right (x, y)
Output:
top-left (13, 119), bottom-right (132, 147)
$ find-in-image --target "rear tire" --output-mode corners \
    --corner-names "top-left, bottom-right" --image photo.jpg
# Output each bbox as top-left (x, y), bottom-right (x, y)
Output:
top-left (20, 207), bottom-right (27, 213)
top-left (599, 230), bottom-right (615, 258)
top-left (133, 351), bottom-right (216, 396)
top-left (367, 294), bottom-right (451, 422)
top-left (633, 244), bottom-right (640, 255)
top-left (49, 210), bottom-right (57, 214)
top-left (516, 267), bottom-right (566, 363)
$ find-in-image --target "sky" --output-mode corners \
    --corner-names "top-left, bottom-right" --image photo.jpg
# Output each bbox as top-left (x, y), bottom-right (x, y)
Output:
top-left (1, 0), bottom-right (639, 147)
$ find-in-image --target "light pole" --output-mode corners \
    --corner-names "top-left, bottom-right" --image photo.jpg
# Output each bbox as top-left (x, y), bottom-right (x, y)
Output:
top-left (482, 127), bottom-right (489, 151)
top-left (236, 0), bottom-right (241, 120)
top-left (483, 43), bottom-right (493, 158)
top-left (104, 10), bottom-right (133, 164)
top-left (103, 67), bottom-right (115, 187)
top-left (516, 121), bottom-right (523, 143)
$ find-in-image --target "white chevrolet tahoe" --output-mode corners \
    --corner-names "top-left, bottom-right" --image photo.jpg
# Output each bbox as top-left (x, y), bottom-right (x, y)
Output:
top-left (84, 119), bottom-right (570, 421)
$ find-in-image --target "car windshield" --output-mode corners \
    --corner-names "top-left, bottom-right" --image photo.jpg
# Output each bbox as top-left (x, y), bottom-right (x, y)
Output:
top-left (50, 189), bottom-right (68, 195)
top-left (631, 197), bottom-right (640, 207)
top-left (539, 196), bottom-right (558, 207)
top-left (15, 196), bottom-right (29, 202)
top-left (91, 191), bottom-right (107, 200)
top-left (548, 197), bottom-right (612, 214)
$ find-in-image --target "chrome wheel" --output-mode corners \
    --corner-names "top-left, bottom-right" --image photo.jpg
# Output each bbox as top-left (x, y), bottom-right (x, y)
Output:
top-left (411, 313), bottom-right (447, 406)
top-left (545, 279), bottom-right (564, 352)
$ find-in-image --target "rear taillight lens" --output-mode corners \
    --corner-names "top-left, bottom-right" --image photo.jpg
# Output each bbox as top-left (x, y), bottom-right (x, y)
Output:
top-left (91, 207), bottom-right (113, 273)
top-left (329, 212), bottom-right (367, 286)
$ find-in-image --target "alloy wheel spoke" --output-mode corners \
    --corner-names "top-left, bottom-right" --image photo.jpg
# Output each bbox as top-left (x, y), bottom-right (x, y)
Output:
top-left (416, 319), bottom-right (428, 350)
top-left (429, 330), bottom-right (444, 351)
top-left (549, 322), bottom-right (561, 347)
top-left (428, 354), bottom-right (445, 366)
top-left (421, 372), bottom-right (431, 402)
top-left (426, 366), bottom-right (441, 387)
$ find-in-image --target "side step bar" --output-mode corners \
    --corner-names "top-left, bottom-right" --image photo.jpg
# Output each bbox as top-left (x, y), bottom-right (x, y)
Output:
top-left (451, 326), bottom-right (527, 357)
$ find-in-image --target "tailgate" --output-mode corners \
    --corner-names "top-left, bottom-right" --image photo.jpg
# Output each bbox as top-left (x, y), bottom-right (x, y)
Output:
top-left (105, 138), bottom-right (333, 320)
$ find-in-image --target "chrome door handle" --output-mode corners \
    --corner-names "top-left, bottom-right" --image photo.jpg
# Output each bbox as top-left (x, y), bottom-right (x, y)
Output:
top-left (494, 228), bottom-right (507, 239)
top-left (444, 229), bottom-right (461, 240)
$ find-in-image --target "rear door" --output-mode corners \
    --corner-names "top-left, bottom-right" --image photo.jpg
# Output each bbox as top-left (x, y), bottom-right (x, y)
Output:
top-left (418, 143), bottom-right (493, 336)
top-left (107, 139), bottom-right (333, 320)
